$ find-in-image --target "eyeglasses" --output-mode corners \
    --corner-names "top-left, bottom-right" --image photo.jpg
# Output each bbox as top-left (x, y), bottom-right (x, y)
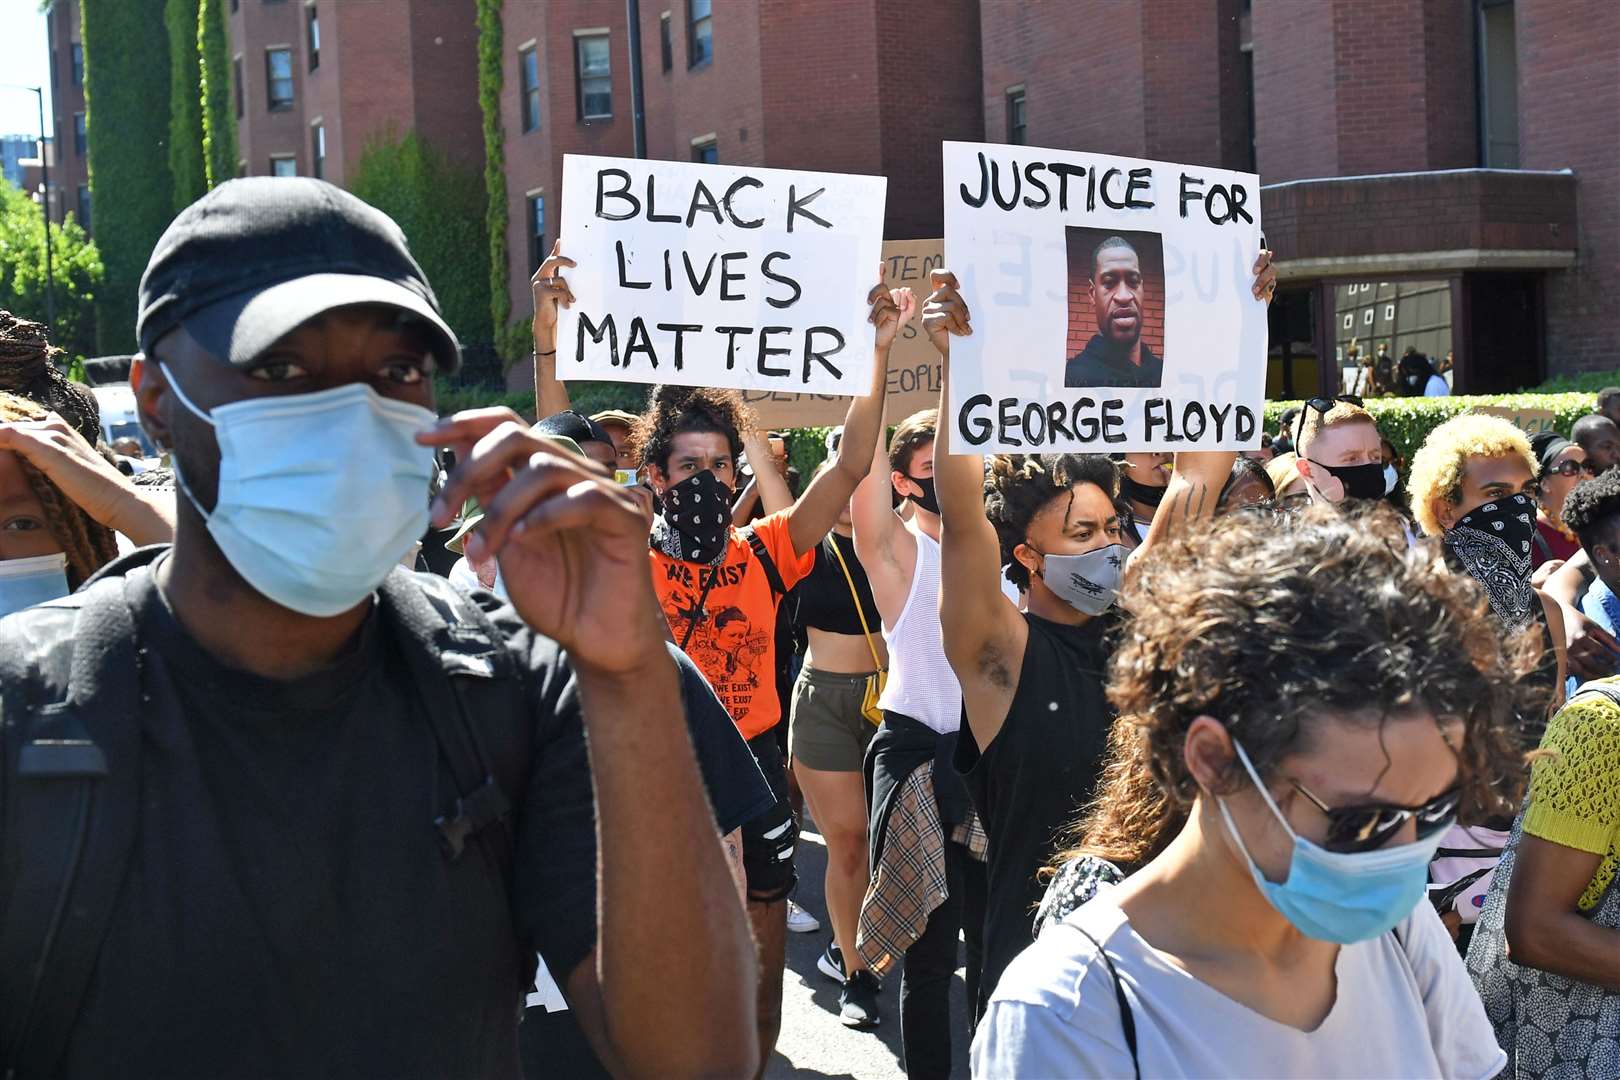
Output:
top-left (1295, 395), bottom-right (1365, 443)
top-left (1548, 459), bottom-right (1602, 479)
top-left (1288, 779), bottom-right (1461, 854)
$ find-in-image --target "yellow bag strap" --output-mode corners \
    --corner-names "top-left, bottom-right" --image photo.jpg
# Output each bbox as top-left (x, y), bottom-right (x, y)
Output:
top-left (827, 535), bottom-right (885, 673)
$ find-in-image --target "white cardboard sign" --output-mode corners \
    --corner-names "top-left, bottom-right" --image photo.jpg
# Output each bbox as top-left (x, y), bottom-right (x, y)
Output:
top-left (557, 154), bottom-right (887, 394)
top-left (941, 141), bottom-right (1267, 453)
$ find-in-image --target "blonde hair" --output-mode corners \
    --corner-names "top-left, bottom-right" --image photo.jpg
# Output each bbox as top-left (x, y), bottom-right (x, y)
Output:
top-left (1265, 451), bottom-right (1303, 496)
top-left (1408, 413), bottom-right (1538, 536)
top-left (1297, 401), bottom-right (1377, 459)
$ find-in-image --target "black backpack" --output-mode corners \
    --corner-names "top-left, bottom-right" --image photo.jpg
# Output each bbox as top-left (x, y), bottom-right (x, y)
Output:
top-left (0, 558), bottom-right (533, 1080)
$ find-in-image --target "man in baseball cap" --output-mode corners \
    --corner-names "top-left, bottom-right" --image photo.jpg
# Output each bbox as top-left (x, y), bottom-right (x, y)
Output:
top-left (0, 179), bottom-right (757, 1078)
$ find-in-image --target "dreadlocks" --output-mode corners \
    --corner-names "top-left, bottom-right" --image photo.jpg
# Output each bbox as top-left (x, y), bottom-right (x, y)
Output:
top-left (0, 310), bottom-right (102, 448)
top-left (0, 391), bottom-right (120, 588)
top-left (984, 454), bottom-right (1119, 590)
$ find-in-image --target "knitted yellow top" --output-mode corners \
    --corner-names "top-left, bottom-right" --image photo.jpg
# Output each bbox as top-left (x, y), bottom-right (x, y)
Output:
top-left (1524, 683), bottom-right (1620, 912)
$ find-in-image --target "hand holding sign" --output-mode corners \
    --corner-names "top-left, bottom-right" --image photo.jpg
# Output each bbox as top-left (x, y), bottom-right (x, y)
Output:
top-left (922, 269), bottom-right (970, 357)
top-left (531, 240), bottom-right (578, 334)
top-left (871, 267), bottom-right (918, 352)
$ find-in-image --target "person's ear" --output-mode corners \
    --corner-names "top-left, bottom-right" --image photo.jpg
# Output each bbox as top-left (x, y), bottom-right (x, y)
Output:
top-left (648, 464), bottom-right (670, 495)
top-left (890, 469), bottom-right (917, 499)
top-left (1013, 541), bottom-right (1042, 579)
top-left (131, 354), bottom-right (173, 452)
top-left (1184, 716), bottom-right (1238, 793)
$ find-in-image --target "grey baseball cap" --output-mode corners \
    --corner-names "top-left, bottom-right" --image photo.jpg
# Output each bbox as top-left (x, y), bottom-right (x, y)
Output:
top-left (136, 177), bottom-right (459, 371)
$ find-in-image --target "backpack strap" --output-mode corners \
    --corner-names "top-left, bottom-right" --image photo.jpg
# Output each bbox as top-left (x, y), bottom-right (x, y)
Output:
top-left (741, 526), bottom-right (786, 597)
top-left (1, 575), bottom-right (144, 1080)
top-left (377, 570), bottom-right (525, 877)
top-left (1069, 923), bottom-right (1140, 1080)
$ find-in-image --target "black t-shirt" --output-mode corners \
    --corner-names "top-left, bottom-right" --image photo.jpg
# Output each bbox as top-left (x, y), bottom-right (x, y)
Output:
top-left (48, 560), bottom-right (768, 1079)
top-left (791, 531), bottom-right (881, 638)
top-left (955, 612), bottom-right (1115, 1015)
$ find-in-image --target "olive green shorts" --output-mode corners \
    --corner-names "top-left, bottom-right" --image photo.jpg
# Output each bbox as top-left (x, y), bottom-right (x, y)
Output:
top-left (789, 667), bottom-right (879, 773)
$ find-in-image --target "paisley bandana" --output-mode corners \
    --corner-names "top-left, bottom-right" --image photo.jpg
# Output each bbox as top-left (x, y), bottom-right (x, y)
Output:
top-left (649, 469), bottom-right (734, 565)
top-left (1443, 493), bottom-right (1537, 630)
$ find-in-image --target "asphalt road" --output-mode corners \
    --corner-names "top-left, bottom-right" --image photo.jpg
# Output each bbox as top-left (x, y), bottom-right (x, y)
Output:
top-left (767, 822), bottom-right (972, 1080)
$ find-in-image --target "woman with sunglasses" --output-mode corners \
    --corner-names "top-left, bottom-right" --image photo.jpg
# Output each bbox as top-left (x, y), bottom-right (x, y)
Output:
top-left (1529, 431), bottom-right (1596, 571)
top-left (973, 505), bottom-right (1529, 1079)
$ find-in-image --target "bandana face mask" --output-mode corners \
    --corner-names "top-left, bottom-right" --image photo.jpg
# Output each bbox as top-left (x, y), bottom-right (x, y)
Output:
top-left (656, 469), bottom-right (734, 564)
top-left (1443, 492), bottom-right (1537, 630)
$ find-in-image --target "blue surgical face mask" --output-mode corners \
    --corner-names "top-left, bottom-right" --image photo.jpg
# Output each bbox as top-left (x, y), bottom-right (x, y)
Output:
top-left (0, 552), bottom-right (71, 617)
top-left (1037, 543), bottom-right (1127, 616)
top-left (1217, 739), bottom-right (1448, 944)
top-left (165, 368), bottom-right (436, 618)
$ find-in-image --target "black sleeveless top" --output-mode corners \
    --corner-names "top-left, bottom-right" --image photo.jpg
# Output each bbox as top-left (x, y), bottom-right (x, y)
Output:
top-left (791, 532), bottom-right (881, 637)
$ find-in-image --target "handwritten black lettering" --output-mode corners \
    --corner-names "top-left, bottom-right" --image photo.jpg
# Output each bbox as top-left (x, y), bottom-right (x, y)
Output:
top-left (761, 252), bottom-right (802, 309)
top-left (787, 185), bottom-right (833, 232)
top-left (802, 327), bottom-right (845, 383)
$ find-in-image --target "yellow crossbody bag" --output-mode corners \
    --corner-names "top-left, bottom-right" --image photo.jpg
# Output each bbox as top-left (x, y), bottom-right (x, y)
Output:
top-left (827, 537), bottom-right (887, 726)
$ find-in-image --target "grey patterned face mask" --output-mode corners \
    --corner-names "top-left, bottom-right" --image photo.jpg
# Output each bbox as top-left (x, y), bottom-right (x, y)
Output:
top-left (1443, 492), bottom-right (1536, 630)
top-left (1036, 543), bottom-right (1127, 616)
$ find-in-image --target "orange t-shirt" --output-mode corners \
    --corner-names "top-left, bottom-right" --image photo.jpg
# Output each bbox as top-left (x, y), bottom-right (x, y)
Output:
top-left (649, 510), bottom-right (814, 740)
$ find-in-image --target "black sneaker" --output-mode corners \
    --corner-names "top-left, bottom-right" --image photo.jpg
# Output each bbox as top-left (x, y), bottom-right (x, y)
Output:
top-left (839, 969), bottom-right (881, 1028)
top-left (817, 942), bottom-right (846, 984)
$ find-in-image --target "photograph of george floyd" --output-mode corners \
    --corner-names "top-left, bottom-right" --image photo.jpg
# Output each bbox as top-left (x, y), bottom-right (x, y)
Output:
top-left (1064, 226), bottom-right (1166, 390)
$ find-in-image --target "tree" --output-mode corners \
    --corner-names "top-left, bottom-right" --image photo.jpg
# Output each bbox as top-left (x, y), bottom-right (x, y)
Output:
top-left (80, 0), bottom-right (176, 353)
top-left (475, 0), bottom-right (514, 358)
top-left (348, 132), bottom-right (493, 347)
top-left (166, 0), bottom-right (206, 210)
top-left (198, 0), bottom-right (238, 188)
top-left (0, 180), bottom-right (105, 360)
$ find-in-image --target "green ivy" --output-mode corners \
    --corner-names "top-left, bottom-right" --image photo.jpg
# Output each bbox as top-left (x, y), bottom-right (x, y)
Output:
top-left (165, 0), bottom-right (205, 210)
top-left (347, 131), bottom-right (493, 346)
top-left (0, 179), bottom-right (104, 360)
top-left (475, 0), bottom-right (511, 364)
top-left (1266, 392), bottom-right (1597, 466)
top-left (198, 0), bottom-right (238, 188)
top-left (81, 0), bottom-right (176, 353)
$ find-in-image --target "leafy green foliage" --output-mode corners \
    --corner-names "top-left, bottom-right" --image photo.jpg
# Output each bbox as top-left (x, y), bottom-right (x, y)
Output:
top-left (165, 0), bottom-right (205, 210)
top-left (0, 180), bottom-right (105, 360)
top-left (1537, 371), bottom-right (1620, 394)
top-left (476, 0), bottom-right (512, 365)
top-left (81, 0), bottom-right (177, 352)
top-left (1265, 392), bottom-right (1598, 465)
top-left (198, 0), bottom-right (238, 188)
top-left (348, 131), bottom-right (493, 347)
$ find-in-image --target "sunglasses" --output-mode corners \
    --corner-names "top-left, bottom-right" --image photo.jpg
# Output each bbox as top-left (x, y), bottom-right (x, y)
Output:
top-left (1288, 779), bottom-right (1461, 854)
top-left (1295, 395), bottom-right (1365, 443)
top-left (1548, 459), bottom-right (1601, 479)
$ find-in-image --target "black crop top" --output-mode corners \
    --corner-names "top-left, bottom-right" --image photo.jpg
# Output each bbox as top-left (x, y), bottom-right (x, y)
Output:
top-left (792, 531), bottom-right (882, 637)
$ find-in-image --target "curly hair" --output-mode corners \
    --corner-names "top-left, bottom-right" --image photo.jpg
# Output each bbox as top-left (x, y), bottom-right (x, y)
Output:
top-left (984, 454), bottom-right (1118, 591)
top-left (1563, 467), bottom-right (1620, 550)
top-left (1407, 414), bottom-right (1537, 536)
top-left (0, 391), bottom-right (120, 588)
top-left (0, 310), bottom-right (101, 448)
top-left (631, 384), bottom-right (754, 474)
top-left (1056, 504), bottom-right (1536, 875)
top-left (889, 408), bottom-right (937, 477)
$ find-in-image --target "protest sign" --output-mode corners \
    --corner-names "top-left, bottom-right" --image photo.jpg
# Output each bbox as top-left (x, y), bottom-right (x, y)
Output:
top-left (941, 141), bottom-right (1267, 452)
top-left (744, 238), bottom-right (943, 429)
top-left (557, 154), bottom-right (887, 395)
top-left (1472, 405), bottom-right (1562, 438)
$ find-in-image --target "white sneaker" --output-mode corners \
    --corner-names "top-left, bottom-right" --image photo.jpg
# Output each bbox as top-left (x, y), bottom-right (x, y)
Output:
top-left (786, 899), bottom-right (821, 933)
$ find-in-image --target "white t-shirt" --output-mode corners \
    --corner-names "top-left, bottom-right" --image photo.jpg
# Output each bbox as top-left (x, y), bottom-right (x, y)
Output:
top-left (972, 898), bottom-right (1504, 1080)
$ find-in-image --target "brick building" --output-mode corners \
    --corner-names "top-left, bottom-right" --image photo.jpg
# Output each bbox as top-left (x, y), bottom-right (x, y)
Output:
top-left (499, 0), bottom-right (985, 380)
top-left (42, 0), bottom-right (89, 231)
top-left (982, 0), bottom-right (1608, 392)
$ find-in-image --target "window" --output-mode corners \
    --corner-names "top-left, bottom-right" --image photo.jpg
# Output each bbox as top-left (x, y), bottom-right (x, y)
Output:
top-left (660, 13), bottom-right (673, 72)
top-left (270, 155), bottom-right (296, 177)
top-left (1363, 309), bottom-right (1374, 326)
top-left (687, 0), bottom-right (712, 68)
top-left (311, 122), bottom-right (325, 179)
top-left (231, 0), bottom-right (239, 10)
top-left (72, 113), bottom-right (86, 156)
top-left (1006, 87), bottom-right (1026, 145)
top-left (691, 137), bottom-right (717, 164)
top-left (527, 193), bottom-right (546, 274)
top-left (233, 56), bottom-right (244, 117)
top-left (1342, 313), bottom-right (1353, 331)
top-left (76, 185), bottom-right (90, 232)
top-left (71, 43), bottom-right (83, 87)
top-left (575, 34), bottom-right (612, 120)
top-left (1478, 0), bottom-right (1519, 167)
top-left (519, 45), bottom-right (541, 133)
top-left (266, 48), bottom-right (294, 111)
top-left (1384, 303), bottom-right (1396, 321)
top-left (306, 5), bottom-right (320, 71)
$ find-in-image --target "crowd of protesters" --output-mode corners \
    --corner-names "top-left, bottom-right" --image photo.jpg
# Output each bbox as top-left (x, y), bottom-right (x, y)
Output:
top-left (4, 175), bottom-right (1620, 1080)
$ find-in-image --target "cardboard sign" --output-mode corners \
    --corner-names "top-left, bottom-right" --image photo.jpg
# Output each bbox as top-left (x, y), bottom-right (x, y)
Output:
top-left (743, 238), bottom-right (944, 429)
top-left (941, 141), bottom-right (1267, 453)
top-left (557, 154), bottom-right (887, 395)
top-left (1472, 405), bottom-right (1562, 437)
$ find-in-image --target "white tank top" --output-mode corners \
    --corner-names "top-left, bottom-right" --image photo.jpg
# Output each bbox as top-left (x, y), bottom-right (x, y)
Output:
top-left (876, 529), bottom-right (963, 733)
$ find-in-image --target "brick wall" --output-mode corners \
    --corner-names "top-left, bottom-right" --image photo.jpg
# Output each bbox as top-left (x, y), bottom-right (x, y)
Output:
top-left (1064, 227), bottom-right (1166, 361)
top-left (1519, 0), bottom-right (1620, 373)
top-left (232, 0), bottom-right (308, 177)
top-left (1252, 0), bottom-right (1337, 182)
top-left (407, 0), bottom-right (484, 171)
top-left (45, 0), bottom-right (88, 225)
top-left (1142, 0), bottom-right (1243, 168)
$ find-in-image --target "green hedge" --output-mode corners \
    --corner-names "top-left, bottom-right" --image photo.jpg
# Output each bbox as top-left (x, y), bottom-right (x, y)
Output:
top-left (1265, 392), bottom-right (1598, 465)
top-left (1538, 371), bottom-right (1620, 394)
top-left (164, 0), bottom-right (205, 210)
top-left (82, 0), bottom-right (177, 353)
top-left (198, 0), bottom-right (237, 188)
top-left (475, 0), bottom-right (511, 364)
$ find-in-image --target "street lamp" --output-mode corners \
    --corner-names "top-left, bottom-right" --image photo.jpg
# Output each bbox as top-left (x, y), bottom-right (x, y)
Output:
top-left (1, 82), bottom-right (55, 336)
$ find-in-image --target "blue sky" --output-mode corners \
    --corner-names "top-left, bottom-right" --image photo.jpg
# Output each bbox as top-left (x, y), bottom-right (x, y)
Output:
top-left (0, 3), bottom-right (53, 141)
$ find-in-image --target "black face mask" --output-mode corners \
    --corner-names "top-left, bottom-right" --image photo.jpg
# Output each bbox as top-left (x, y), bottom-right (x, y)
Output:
top-left (1444, 493), bottom-right (1537, 630)
top-left (1308, 460), bottom-right (1387, 502)
top-left (659, 469), bottom-right (733, 563)
top-left (1119, 473), bottom-right (1167, 509)
top-left (904, 475), bottom-right (939, 515)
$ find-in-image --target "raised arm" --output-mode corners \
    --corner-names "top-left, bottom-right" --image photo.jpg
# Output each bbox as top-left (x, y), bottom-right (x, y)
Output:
top-left (851, 419), bottom-right (916, 625)
top-left (926, 270), bottom-right (1028, 750)
top-left (742, 428), bottom-right (794, 517)
top-left (532, 240), bottom-right (577, 418)
top-left (0, 410), bottom-right (175, 547)
top-left (785, 272), bottom-right (912, 554)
